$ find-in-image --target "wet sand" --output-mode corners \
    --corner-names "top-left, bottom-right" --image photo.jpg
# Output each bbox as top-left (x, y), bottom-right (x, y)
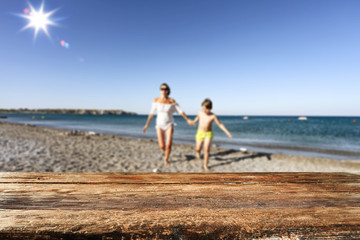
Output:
top-left (1, 122), bottom-right (360, 173)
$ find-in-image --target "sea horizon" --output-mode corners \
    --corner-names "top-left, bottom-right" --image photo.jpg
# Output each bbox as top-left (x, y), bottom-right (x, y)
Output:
top-left (1, 109), bottom-right (360, 117)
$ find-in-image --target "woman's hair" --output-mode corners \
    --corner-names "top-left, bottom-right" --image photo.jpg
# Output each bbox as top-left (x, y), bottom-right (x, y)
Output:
top-left (202, 98), bottom-right (212, 109)
top-left (160, 83), bottom-right (171, 96)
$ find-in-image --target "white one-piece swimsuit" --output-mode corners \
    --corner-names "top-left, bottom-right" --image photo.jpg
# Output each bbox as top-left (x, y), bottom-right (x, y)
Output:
top-left (150, 102), bottom-right (183, 130)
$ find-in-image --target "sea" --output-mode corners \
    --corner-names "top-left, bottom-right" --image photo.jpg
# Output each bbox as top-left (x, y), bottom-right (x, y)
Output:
top-left (1, 113), bottom-right (360, 160)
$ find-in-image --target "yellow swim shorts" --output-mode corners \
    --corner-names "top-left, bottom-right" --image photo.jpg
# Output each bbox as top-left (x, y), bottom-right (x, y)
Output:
top-left (195, 130), bottom-right (213, 142)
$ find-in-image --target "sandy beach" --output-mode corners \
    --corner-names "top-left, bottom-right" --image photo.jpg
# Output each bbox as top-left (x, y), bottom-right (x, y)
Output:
top-left (1, 122), bottom-right (359, 173)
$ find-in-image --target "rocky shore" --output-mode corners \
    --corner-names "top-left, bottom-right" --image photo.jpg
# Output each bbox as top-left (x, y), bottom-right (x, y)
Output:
top-left (0, 108), bottom-right (137, 115)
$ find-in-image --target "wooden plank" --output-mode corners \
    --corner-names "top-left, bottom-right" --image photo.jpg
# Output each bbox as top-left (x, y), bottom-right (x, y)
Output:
top-left (0, 172), bottom-right (360, 239)
top-left (1, 172), bottom-right (359, 184)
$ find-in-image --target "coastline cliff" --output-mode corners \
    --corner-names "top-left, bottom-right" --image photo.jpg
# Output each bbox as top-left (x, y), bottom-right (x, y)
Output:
top-left (0, 108), bottom-right (137, 115)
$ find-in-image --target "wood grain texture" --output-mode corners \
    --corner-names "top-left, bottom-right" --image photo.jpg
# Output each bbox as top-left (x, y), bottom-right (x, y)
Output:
top-left (0, 172), bottom-right (359, 239)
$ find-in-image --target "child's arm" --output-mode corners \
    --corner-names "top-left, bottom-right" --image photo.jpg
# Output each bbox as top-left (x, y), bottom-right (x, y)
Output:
top-left (214, 115), bottom-right (232, 138)
top-left (193, 114), bottom-right (200, 124)
top-left (188, 112), bottom-right (200, 126)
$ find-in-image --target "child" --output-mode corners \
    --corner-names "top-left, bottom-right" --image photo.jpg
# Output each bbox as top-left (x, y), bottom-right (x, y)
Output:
top-left (192, 98), bottom-right (232, 170)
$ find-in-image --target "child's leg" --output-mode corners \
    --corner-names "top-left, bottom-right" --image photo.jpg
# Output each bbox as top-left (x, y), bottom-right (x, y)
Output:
top-left (203, 138), bottom-right (212, 170)
top-left (195, 141), bottom-right (203, 159)
top-left (156, 128), bottom-right (165, 153)
top-left (164, 125), bottom-right (174, 166)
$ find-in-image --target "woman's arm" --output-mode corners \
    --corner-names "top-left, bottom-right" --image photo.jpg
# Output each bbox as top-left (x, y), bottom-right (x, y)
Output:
top-left (180, 112), bottom-right (195, 126)
top-left (173, 101), bottom-right (194, 126)
top-left (214, 115), bottom-right (232, 138)
top-left (143, 114), bottom-right (154, 133)
top-left (143, 101), bottom-right (157, 133)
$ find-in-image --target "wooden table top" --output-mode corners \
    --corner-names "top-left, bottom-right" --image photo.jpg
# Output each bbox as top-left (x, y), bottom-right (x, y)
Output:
top-left (1, 172), bottom-right (359, 239)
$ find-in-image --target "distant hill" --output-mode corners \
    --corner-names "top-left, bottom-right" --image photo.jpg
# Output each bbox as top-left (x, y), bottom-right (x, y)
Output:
top-left (0, 108), bottom-right (137, 115)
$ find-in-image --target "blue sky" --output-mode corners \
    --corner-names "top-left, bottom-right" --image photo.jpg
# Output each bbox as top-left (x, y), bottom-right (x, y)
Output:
top-left (1, 0), bottom-right (359, 116)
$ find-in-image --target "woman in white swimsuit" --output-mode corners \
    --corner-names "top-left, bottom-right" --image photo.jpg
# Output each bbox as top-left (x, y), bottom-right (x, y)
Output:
top-left (143, 83), bottom-right (194, 166)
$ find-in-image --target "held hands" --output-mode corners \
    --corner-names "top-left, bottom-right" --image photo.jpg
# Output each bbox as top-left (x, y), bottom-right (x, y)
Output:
top-left (187, 119), bottom-right (195, 127)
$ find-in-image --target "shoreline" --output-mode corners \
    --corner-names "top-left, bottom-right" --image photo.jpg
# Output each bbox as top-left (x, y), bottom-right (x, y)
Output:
top-left (173, 137), bottom-right (360, 160)
top-left (2, 117), bottom-right (360, 160)
top-left (2, 114), bottom-right (360, 161)
top-left (1, 121), bottom-right (360, 173)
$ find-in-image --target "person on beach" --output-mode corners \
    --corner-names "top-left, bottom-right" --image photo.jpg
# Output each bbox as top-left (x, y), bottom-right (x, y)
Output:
top-left (143, 83), bottom-right (194, 166)
top-left (192, 98), bottom-right (232, 170)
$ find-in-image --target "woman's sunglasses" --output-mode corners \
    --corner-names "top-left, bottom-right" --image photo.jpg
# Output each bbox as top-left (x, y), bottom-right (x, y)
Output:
top-left (160, 88), bottom-right (169, 91)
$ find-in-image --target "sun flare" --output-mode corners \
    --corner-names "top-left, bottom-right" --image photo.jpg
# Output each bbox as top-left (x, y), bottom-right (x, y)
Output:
top-left (19, 1), bottom-right (58, 40)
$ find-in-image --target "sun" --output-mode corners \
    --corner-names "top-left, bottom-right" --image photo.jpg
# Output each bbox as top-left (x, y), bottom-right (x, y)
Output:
top-left (19, 1), bottom-right (58, 40)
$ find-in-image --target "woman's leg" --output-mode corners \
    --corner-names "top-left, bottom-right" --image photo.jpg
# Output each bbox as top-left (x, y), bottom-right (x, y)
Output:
top-left (164, 125), bottom-right (174, 165)
top-left (156, 127), bottom-right (165, 153)
top-left (203, 138), bottom-right (212, 170)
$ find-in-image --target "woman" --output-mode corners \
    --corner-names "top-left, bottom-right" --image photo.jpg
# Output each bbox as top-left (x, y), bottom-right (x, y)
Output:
top-left (143, 83), bottom-right (193, 166)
